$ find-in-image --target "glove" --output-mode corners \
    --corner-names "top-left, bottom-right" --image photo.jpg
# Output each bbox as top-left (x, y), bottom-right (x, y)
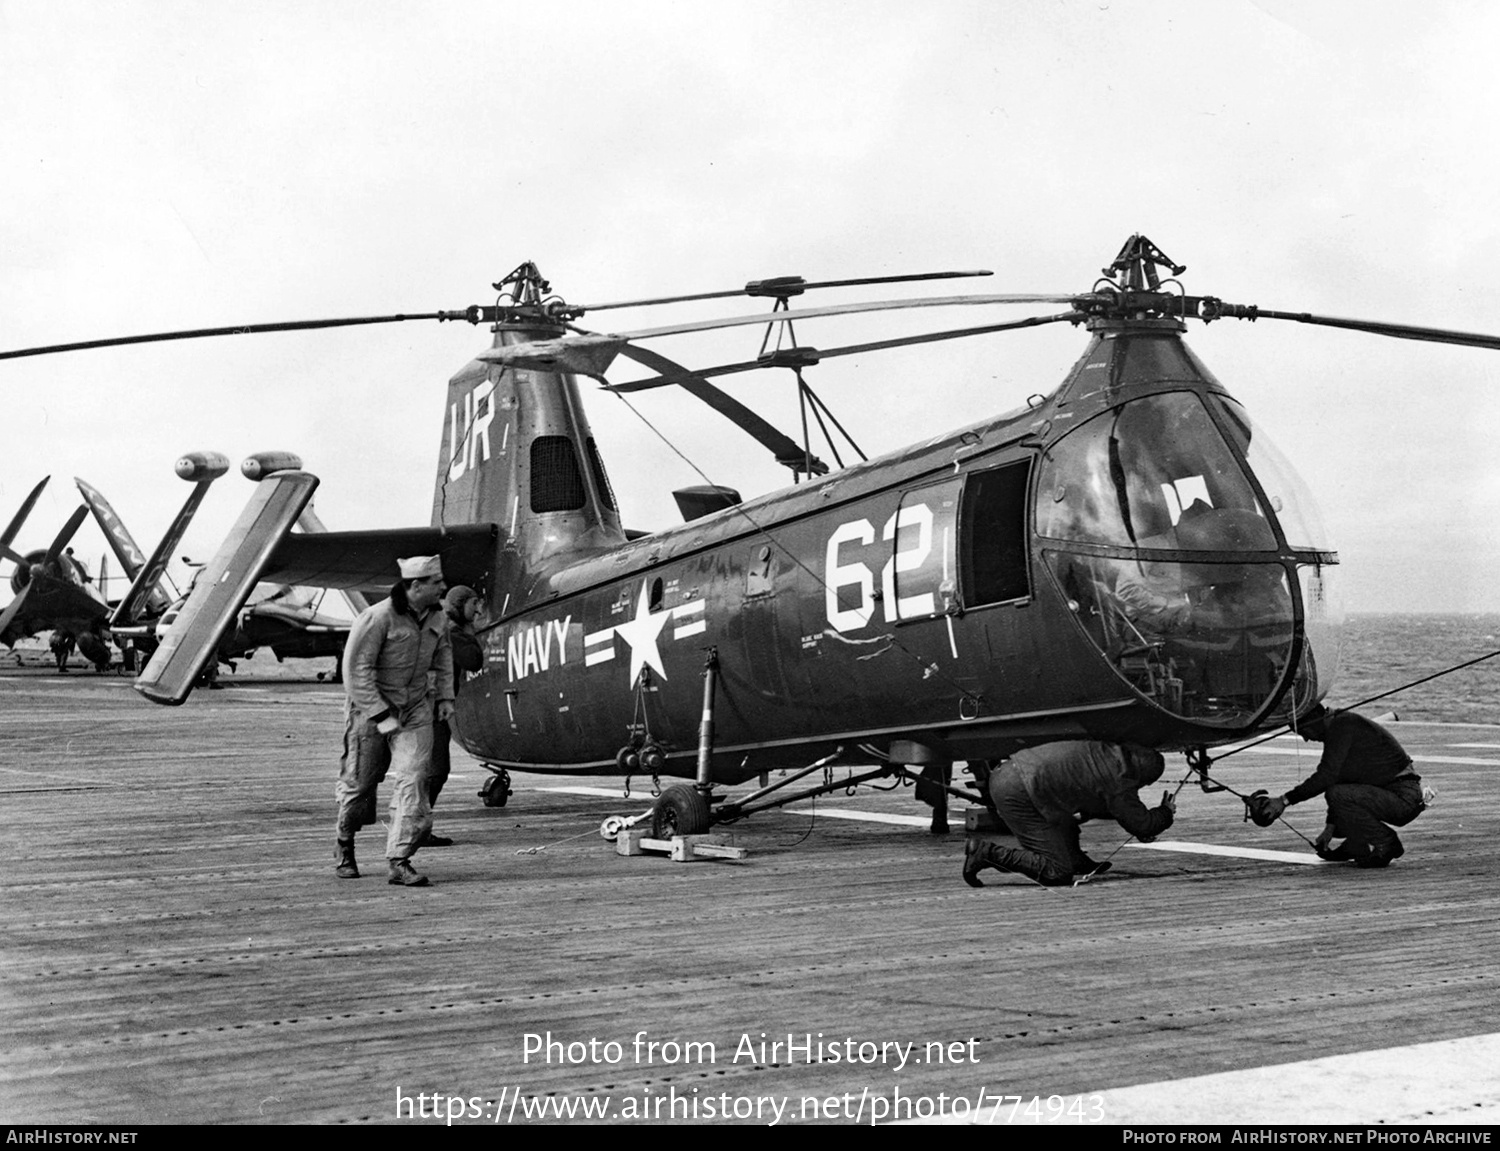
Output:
top-left (1245, 790), bottom-right (1286, 827)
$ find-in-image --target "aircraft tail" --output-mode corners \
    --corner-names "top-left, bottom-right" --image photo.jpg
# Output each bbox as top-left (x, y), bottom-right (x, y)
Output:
top-left (430, 309), bottom-right (627, 609)
top-left (296, 503), bottom-right (369, 616)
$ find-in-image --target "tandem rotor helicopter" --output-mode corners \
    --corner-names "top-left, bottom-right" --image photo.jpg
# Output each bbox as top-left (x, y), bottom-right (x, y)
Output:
top-left (7, 235), bottom-right (1499, 837)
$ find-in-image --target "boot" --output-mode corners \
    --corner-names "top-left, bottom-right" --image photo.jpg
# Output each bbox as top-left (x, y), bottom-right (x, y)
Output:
top-left (963, 838), bottom-right (1002, 887)
top-left (1355, 840), bottom-right (1404, 869)
top-left (335, 838), bottom-right (359, 879)
top-left (1073, 855), bottom-right (1113, 878)
top-left (387, 858), bottom-right (430, 887)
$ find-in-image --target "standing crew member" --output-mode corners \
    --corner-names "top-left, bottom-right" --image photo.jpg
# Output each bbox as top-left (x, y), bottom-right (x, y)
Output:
top-left (1246, 705), bottom-right (1423, 868)
top-left (424, 585), bottom-right (484, 846)
top-left (334, 555), bottom-right (454, 887)
top-left (963, 741), bottom-right (1175, 887)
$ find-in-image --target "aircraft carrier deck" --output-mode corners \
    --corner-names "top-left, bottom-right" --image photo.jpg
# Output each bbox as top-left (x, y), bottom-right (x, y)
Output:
top-left (2, 655), bottom-right (1497, 1126)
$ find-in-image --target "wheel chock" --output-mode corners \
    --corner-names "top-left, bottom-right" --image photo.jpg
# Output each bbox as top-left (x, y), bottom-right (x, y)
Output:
top-left (616, 830), bottom-right (747, 862)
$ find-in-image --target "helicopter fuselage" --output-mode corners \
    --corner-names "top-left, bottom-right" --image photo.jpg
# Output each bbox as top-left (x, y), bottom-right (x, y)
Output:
top-left (447, 317), bottom-right (1343, 784)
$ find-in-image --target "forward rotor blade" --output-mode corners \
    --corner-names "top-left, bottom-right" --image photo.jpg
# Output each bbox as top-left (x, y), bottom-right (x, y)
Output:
top-left (44, 506), bottom-right (90, 566)
top-left (0, 311), bottom-right (471, 362)
top-left (2, 476), bottom-right (50, 548)
top-left (613, 345), bottom-right (828, 475)
top-left (616, 293), bottom-right (1081, 342)
top-left (574, 270), bottom-right (994, 313)
top-left (1252, 309), bottom-right (1500, 352)
top-left (609, 311), bottom-right (1084, 393)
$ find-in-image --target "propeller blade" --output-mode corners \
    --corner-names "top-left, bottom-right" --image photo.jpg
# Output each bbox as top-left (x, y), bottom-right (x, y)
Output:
top-left (2, 475), bottom-right (50, 548)
top-left (614, 345), bottom-right (828, 475)
top-left (0, 584), bottom-right (30, 637)
top-left (0, 310), bottom-right (489, 362)
top-left (44, 505), bottom-right (90, 566)
top-left (614, 293), bottom-right (1082, 343)
top-left (1251, 309), bottom-right (1500, 352)
top-left (573, 269), bottom-right (994, 314)
top-left (608, 311), bottom-right (1084, 393)
top-left (0, 541), bottom-right (25, 566)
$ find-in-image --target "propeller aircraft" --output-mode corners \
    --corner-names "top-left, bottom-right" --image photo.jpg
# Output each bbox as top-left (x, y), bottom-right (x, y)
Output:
top-left (1, 477), bottom-right (114, 671)
top-left (75, 454), bottom-right (357, 681)
top-left (7, 235), bottom-right (1494, 837)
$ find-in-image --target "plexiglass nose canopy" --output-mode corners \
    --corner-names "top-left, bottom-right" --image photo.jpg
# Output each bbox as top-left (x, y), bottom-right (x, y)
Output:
top-left (1037, 389), bottom-right (1343, 729)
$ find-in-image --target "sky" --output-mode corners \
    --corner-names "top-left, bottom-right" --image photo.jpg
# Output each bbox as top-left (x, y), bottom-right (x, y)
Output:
top-left (3, 0), bottom-right (1499, 614)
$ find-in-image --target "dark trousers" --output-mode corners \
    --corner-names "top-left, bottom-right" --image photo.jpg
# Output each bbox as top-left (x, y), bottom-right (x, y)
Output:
top-left (429, 717), bottom-right (452, 807)
top-left (1326, 777), bottom-right (1423, 860)
top-left (985, 771), bottom-right (1090, 886)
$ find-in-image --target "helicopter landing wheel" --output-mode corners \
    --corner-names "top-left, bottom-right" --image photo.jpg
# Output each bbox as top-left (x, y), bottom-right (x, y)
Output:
top-left (650, 784), bottom-right (711, 839)
top-left (478, 768), bottom-right (512, 808)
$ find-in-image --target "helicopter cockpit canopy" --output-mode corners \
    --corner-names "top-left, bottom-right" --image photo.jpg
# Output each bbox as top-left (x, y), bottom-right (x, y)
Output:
top-left (1037, 390), bottom-right (1343, 730)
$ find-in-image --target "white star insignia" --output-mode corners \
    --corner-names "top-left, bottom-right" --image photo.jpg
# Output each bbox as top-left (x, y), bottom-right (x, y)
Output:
top-left (611, 579), bottom-right (672, 683)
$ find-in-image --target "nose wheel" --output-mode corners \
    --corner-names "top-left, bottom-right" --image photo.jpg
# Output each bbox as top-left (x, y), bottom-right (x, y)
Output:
top-left (478, 766), bottom-right (512, 808)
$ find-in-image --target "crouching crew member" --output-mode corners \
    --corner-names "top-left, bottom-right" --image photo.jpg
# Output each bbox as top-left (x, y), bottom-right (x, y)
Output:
top-left (963, 741), bottom-right (1175, 887)
top-left (1246, 705), bottom-right (1423, 868)
top-left (334, 555), bottom-right (454, 887)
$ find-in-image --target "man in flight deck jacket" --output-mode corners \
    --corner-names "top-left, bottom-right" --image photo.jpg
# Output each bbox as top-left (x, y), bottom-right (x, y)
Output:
top-left (963, 741), bottom-right (1175, 887)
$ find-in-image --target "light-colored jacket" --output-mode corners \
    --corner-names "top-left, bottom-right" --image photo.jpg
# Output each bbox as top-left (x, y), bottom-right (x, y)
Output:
top-left (343, 599), bottom-right (454, 728)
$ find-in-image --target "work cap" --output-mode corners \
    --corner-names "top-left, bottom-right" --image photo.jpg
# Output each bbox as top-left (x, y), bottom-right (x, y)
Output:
top-left (445, 585), bottom-right (477, 613)
top-left (398, 555), bottom-right (443, 580)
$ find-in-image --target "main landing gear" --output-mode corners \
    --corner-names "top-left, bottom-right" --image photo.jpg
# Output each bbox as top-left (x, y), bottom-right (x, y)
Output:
top-left (596, 758), bottom-right (988, 844)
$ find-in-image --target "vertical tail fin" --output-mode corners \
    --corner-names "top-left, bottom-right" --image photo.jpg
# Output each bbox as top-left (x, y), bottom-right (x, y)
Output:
top-left (431, 316), bottom-right (627, 612)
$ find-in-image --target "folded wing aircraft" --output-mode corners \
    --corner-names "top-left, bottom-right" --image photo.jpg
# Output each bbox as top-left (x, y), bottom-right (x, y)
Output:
top-left (79, 454), bottom-right (372, 683)
top-left (0, 478), bottom-right (113, 670)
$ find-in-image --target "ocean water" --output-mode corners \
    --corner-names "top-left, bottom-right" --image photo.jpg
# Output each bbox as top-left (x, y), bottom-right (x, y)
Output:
top-left (1333, 613), bottom-right (1500, 725)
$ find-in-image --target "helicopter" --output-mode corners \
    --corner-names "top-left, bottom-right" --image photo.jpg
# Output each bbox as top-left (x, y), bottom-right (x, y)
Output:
top-left (7, 235), bottom-right (1498, 837)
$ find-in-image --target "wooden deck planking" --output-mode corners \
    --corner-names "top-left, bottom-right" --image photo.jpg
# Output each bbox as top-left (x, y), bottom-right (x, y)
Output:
top-left (2, 663), bottom-right (1497, 1124)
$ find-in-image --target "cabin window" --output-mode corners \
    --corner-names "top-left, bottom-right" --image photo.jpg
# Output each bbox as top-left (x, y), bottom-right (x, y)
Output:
top-left (530, 436), bottom-right (587, 513)
top-left (1034, 393), bottom-right (1274, 550)
top-left (960, 461), bottom-right (1032, 605)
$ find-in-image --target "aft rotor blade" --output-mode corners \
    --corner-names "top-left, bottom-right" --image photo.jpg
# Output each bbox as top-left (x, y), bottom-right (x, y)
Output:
top-left (0, 312), bottom-right (472, 362)
top-left (574, 270), bottom-right (994, 313)
top-left (609, 311), bottom-right (1084, 393)
top-left (44, 505), bottom-right (90, 566)
top-left (614, 345), bottom-right (828, 474)
top-left (616, 293), bottom-right (1081, 342)
top-left (1252, 309), bottom-right (1500, 352)
top-left (2, 475), bottom-right (50, 548)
